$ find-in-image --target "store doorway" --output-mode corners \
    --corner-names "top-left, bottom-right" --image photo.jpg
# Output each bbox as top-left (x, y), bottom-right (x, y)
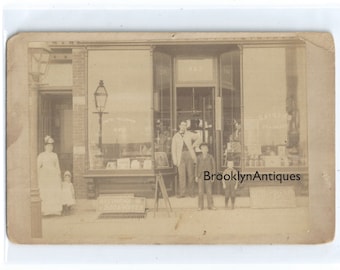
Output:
top-left (38, 92), bottom-right (73, 174)
top-left (176, 87), bottom-right (220, 194)
top-left (176, 87), bottom-right (215, 156)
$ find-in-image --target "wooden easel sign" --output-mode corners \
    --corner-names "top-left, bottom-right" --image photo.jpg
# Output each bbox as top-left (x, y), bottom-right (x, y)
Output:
top-left (153, 173), bottom-right (172, 217)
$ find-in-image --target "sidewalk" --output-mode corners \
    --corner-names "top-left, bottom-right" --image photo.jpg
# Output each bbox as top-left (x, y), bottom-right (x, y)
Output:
top-left (31, 195), bottom-right (310, 244)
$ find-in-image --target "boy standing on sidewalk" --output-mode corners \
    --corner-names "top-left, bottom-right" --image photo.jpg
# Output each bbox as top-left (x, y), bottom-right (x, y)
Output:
top-left (222, 160), bottom-right (238, 209)
top-left (195, 143), bottom-right (217, 211)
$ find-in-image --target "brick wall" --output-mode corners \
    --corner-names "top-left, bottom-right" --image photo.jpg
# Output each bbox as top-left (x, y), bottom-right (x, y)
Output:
top-left (72, 48), bottom-right (88, 199)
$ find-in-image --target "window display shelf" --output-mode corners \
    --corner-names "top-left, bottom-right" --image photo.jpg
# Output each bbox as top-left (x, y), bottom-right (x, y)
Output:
top-left (85, 166), bottom-right (176, 178)
top-left (84, 169), bottom-right (156, 178)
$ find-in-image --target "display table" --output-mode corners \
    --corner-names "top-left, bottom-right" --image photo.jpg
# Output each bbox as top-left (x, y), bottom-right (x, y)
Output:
top-left (84, 169), bottom-right (176, 199)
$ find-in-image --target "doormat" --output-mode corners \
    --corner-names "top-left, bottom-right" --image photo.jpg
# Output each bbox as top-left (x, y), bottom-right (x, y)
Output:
top-left (249, 186), bottom-right (296, 208)
top-left (98, 212), bottom-right (147, 219)
top-left (97, 194), bottom-right (146, 218)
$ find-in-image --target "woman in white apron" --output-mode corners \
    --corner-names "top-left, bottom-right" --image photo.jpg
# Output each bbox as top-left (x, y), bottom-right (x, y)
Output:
top-left (37, 136), bottom-right (63, 216)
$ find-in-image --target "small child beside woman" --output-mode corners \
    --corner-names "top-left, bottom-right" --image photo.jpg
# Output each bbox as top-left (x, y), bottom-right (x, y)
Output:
top-left (61, 170), bottom-right (76, 215)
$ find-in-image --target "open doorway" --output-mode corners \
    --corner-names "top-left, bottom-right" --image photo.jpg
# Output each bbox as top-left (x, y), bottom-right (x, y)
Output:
top-left (38, 92), bottom-right (73, 174)
top-left (176, 87), bottom-right (215, 156)
top-left (175, 87), bottom-right (218, 194)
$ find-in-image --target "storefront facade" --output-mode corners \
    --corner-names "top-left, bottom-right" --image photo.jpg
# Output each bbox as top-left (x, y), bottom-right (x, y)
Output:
top-left (29, 34), bottom-right (310, 200)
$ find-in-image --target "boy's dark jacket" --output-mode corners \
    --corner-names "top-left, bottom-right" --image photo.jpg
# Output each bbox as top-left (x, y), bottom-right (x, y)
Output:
top-left (195, 153), bottom-right (216, 178)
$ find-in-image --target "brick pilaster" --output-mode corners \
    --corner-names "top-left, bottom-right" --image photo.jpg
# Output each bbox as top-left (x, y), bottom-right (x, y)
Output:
top-left (72, 48), bottom-right (88, 199)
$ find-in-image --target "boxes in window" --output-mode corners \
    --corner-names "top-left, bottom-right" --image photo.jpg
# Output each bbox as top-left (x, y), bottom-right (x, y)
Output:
top-left (143, 159), bottom-right (152, 169)
top-left (263, 155), bottom-right (281, 167)
top-left (130, 159), bottom-right (141, 169)
top-left (117, 158), bottom-right (130, 169)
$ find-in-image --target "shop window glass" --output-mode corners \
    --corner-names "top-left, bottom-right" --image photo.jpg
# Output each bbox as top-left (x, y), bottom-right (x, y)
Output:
top-left (88, 50), bottom-right (153, 170)
top-left (221, 50), bottom-right (241, 167)
top-left (243, 47), bottom-right (307, 168)
top-left (153, 52), bottom-right (173, 168)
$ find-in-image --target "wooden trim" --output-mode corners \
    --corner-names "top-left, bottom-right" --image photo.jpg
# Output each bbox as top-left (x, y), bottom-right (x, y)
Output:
top-left (86, 45), bottom-right (152, 51)
top-left (84, 170), bottom-right (176, 178)
top-left (38, 86), bottom-right (72, 93)
top-left (84, 169), bottom-right (154, 177)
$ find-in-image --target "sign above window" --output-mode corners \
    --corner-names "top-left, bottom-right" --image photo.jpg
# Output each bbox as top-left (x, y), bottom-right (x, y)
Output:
top-left (176, 58), bottom-right (214, 83)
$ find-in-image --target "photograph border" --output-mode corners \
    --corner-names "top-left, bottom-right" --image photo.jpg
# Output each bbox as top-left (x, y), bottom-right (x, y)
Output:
top-left (2, 2), bottom-right (340, 267)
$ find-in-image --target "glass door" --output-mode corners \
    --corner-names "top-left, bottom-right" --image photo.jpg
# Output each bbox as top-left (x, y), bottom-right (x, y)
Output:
top-left (176, 87), bottom-right (215, 157)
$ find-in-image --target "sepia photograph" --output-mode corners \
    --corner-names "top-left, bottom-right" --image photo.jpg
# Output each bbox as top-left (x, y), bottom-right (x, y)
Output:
top-left (6, 32), bottom-right (335, 244)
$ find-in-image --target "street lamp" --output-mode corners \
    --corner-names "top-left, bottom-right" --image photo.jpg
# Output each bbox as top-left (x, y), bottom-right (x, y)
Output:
top-left (93, 80), bottom-right (108, 152)
top-left (29, 42), bottom-right (51, 83)
top-left (28, 43), bottom-right (51, 238)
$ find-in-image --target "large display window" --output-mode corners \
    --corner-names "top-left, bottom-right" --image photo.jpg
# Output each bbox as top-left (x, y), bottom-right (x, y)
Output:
top-left (86, 45), bottom-right (308, 172)
top-left (87, 49), bottom-right (153, 170)
top-left (242, 46), bottom-right (307, 169)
